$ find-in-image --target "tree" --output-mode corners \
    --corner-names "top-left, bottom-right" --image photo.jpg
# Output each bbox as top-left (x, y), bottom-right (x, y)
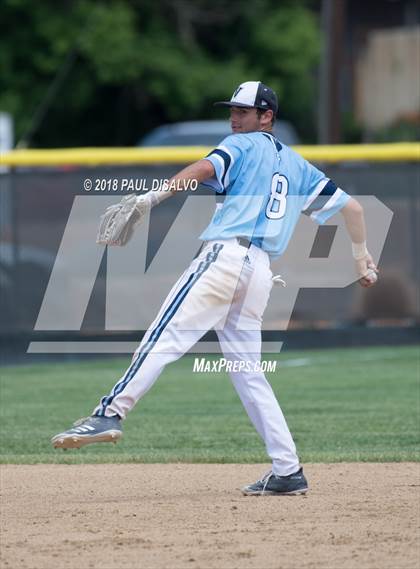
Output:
top-left (0, 0), bottom-right (320, 146)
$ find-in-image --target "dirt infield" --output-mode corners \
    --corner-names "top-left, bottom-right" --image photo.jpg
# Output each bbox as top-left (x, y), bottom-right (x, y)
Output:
top-left (1, 463), bottom-right (419, 569)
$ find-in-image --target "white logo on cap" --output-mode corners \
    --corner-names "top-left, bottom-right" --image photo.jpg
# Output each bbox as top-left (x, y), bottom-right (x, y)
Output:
top-left (229, 81), bottom-right (260, 106)
top-left (233, 86), bottom-right (243, 98)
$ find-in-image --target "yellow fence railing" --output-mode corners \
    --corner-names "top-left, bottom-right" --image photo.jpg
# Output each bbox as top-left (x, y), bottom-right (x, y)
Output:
top-left (1, 142), bottom-right (419, 167)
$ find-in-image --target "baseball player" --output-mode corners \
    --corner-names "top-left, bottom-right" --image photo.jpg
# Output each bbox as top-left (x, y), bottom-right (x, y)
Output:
top-left (51, 81), bottom-right (378, 496)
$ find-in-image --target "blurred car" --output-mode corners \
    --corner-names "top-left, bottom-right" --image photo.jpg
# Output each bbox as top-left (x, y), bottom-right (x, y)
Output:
top-left (139, 120), bottom-right (301, 147)
top-left (0, 243), bottom-right (61, 331)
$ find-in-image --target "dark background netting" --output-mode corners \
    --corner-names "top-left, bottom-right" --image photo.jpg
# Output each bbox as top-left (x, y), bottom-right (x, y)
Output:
top-left (1, 162), bottom-right (419, 358)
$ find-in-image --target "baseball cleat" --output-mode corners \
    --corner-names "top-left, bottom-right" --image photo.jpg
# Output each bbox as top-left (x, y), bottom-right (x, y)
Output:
top-left (242, 467), bottom-right (308, 496)
top-left (51, 415), bottom-right (122, 449)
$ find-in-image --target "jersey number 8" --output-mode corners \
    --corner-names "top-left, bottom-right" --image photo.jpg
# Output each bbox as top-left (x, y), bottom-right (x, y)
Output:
top-left (266, 174), bottom-right (288, 219)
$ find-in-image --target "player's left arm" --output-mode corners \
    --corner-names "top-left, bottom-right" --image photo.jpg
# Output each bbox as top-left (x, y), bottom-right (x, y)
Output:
top-left (96, 159), bottom-right (215, 246)
top-left (140, 158), bottom-right (216, 208)
top-left (166, 159), bottom-right (215, 192)
top-left (340, 197), bottom-right (378, 288)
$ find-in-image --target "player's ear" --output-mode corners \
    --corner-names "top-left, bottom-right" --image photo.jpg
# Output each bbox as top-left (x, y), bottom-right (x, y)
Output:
top-left (260, 109), bottom-right (274, 126)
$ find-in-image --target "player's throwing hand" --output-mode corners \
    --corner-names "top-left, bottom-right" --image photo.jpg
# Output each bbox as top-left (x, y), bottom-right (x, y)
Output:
top-left (356, 256), bottom-right (379, 288)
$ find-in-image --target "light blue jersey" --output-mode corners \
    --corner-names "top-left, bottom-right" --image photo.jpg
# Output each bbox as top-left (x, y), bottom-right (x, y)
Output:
top-left (200, 132), bottom-right (350, 258)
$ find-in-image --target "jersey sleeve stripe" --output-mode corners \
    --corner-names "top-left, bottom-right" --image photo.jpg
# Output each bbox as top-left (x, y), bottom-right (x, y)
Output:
top-left (217, 145), bottom-right (234, 187)
top-left (309, 188), bottom-right (345, 221)
top-left (302, 180), bottom-right (339, 215)
top-left (206, 148), bottom-right (232, 188)
top-left (319, 179), bottom-right (337, 196)
top-left (302, 178), bottom-right (330, 212)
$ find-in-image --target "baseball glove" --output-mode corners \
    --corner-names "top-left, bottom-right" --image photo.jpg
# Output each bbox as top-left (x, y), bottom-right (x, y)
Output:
top-left (96, 194), bottom-right (151, 246)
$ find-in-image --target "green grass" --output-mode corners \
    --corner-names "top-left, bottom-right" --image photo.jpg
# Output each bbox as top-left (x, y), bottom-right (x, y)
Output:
top-left (0, 346), bottom-right (419, 464)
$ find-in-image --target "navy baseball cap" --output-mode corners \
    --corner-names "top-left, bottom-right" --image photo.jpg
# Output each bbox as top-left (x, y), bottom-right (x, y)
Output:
top-left (214, 81), bottom-right (278, 115)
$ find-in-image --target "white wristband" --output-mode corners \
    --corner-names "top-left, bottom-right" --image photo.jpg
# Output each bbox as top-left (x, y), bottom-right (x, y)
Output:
top-left (352, 241), bottom-right (369, 260)
top-left (142, 182), bottom-right (173, 209)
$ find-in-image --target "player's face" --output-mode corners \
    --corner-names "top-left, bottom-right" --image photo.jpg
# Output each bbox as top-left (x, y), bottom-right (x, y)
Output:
top-left (230, 107), bottom-right (272, 133)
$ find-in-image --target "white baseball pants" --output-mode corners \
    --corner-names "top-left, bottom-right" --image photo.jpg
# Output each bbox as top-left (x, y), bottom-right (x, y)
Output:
top-left (93, 239), bottom-right (300, 476)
